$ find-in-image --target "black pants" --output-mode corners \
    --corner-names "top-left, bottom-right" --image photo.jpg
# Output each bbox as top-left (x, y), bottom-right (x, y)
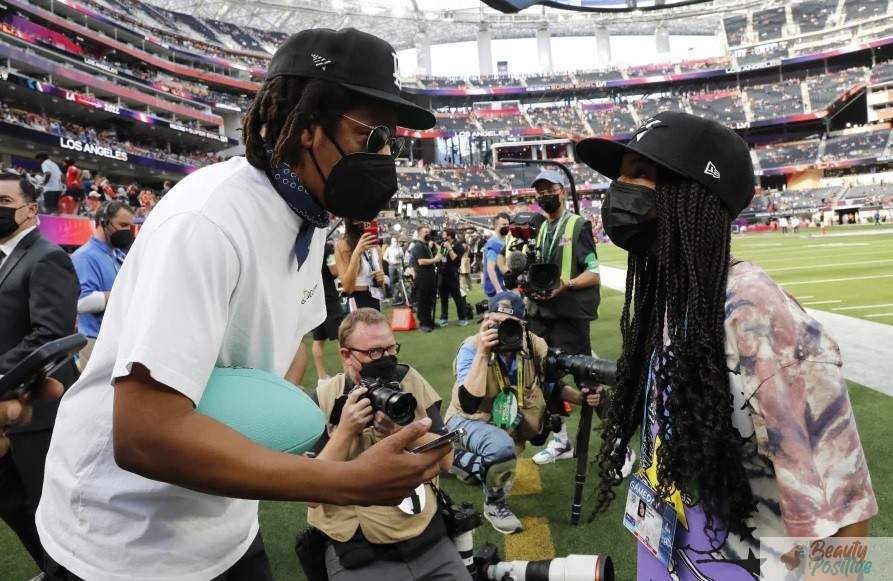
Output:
top-left (43, 190), bottom-right (63, 214)
top-left (438, 270), bottom-right (467, 322)
top-left (415, 274), bottom-right (436, 328)
top-left (44, 531), bottom-right (273, 580)
top-left (527, 314), bottom-right (592, 356)
top-left (0, 429), bottom-right (53, 571)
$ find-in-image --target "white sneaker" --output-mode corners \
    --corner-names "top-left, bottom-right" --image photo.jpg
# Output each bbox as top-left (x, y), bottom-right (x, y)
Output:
top-left (532, 437), bottom-right (574, 465)
top-left (484, 500), bottom-right (524, 534)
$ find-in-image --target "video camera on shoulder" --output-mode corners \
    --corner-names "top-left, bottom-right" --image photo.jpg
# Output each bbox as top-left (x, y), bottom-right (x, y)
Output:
top-left (504, 213), bottom-right (560, 296)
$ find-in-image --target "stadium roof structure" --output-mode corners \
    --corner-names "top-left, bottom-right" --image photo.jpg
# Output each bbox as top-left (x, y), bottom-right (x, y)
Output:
top-left (145, 0), bottom-right (772, 50)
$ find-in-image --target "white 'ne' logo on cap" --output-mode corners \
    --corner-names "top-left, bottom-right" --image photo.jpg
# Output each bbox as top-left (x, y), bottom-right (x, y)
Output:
top-left (704, 161), bottom-right (721, 179)
top-left (311, 53), bottom-right (331, 71)
top-left (392, 52), bottom-right (402, 90)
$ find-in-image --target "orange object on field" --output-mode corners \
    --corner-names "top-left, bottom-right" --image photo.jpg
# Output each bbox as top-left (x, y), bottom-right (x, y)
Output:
top-left (390, 308), bottom-right (417, 332)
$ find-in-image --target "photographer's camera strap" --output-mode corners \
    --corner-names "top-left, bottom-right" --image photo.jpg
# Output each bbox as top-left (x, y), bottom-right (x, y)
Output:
top-left (491, 353), bottom-right (524, 430)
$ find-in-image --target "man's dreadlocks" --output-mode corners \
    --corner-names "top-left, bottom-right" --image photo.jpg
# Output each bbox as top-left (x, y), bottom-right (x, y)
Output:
top-left (242, 76), bottom-right (375, 172)
top-left (591, 175), bottom-right (758, 543)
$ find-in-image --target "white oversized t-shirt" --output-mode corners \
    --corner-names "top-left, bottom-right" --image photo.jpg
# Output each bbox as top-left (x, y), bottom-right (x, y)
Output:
top-left (37, 157), bottom-right (327, 581)
top-left (41, 158), bottom-right (63, 191)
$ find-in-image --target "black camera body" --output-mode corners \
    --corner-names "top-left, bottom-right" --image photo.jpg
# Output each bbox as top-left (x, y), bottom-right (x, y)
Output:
top-left (488, 318), bottom-right (525, 353)
top-left (330, 376), bottom-right (418, 427)
top-left (504, 212), bottom-right (560, 295)
top-left (544, 347), bottom-right (616, 386)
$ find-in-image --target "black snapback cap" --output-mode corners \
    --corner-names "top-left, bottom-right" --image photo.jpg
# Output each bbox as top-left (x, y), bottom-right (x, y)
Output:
top-left (266, 28), bottom-right (435, 131)
top-left (575, 111), bottom-right (755, 217)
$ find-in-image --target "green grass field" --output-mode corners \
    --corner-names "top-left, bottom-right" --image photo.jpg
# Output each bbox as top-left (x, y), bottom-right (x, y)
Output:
top-left (3, 223), bottom-right (892, 580)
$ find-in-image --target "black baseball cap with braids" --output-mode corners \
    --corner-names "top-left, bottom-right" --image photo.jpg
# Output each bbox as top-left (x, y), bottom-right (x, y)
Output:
top-left (575, 111), bottom-right (756, 217)
top-left (266, 28), bottom-right (435, 131)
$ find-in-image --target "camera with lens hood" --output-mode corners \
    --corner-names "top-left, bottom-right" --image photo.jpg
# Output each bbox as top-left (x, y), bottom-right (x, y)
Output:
top-left (503, 212), bottom-right (560, 295)
top-left (330, 376), bottom-right (418, 427)
top-left (488, 318), bottom-right (525, 353)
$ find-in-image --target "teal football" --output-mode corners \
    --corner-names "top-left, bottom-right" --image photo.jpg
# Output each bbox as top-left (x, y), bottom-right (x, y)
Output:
top-left (197, 367), bottom-right (325, 455)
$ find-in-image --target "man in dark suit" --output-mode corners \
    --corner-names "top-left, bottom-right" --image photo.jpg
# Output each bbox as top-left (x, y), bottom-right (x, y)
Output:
top-left (0, 173), bottom-right (79, 571)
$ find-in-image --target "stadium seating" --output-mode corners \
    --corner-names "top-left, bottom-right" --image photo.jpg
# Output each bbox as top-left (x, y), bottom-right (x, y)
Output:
top-left (844, 0), bottom-right (888, 24)
top-left (807, 68), bottom-right (869, 110)
top-left (793, 0), bottom-right (834, 34)
top-left (723, 14), bottom-right (749, 46)
top-left (757, 141), bottom-right (820, 169)
top-left (527, 106), bottom-right (582, 135)
top-left (747, 80), bottom-right (805, 119)
top-left (689, 91), bottom-right (747, 125)
top-left (752, 7), bottom-right (786, 42)
top-left (822, 130), bottom-right (889, 162)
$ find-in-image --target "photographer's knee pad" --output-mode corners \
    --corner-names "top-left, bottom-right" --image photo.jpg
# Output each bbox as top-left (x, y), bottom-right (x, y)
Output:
top-left (484, 457), bottom-right (517, 491)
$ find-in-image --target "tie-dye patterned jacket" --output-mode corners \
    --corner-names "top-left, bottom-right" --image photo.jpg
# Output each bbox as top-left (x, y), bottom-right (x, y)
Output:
top-left (636, 261), bottom-right (878, 581)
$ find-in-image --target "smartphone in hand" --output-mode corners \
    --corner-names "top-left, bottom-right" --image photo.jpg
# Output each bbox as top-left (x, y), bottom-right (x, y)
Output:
top-left (0, 334), bottom-right (87, 400)
top-left (408, 428), bottom-right (464, 454)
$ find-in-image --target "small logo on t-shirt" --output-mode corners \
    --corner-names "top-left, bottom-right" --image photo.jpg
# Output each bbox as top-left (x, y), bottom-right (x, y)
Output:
top-left (301, 283), bottom-right (318, 304)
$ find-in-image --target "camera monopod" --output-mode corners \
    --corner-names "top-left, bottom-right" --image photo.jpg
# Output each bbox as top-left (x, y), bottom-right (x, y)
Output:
top-left (571, 384), bottom-right (595, 525)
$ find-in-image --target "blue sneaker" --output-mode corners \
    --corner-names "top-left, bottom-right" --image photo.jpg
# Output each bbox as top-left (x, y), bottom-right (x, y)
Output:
top-left (458, 319), bottom-right (468, 327)
top-left (437, 319), bottom-right (448, 327)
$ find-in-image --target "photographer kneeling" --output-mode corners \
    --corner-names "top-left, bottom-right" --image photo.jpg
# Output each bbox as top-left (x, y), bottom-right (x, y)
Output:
top-left (445, 292), bottom-right (600, 534)
top-left (307, 308), bottom-right (470, 580)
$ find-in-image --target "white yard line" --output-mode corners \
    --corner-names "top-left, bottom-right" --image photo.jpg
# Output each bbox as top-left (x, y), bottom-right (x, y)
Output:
top-left (866, 313), bottom-right (893, 318)
top-left (765, 260), bottom-right (887, 273)
top-left (833, 304), bottom-right (893, 311)
top-left (802, 300), bottom-right (842, 305)
top-left (781, 274), bottom-right (893, 286)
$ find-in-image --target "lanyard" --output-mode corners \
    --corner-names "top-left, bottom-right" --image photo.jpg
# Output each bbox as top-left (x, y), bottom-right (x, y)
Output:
top-left (492, 352), bottom-right (525, 408)
top-left (543, 210), bottom-right (571, 260)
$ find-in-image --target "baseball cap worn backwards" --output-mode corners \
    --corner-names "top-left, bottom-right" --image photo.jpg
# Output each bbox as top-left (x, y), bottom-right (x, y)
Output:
top-left (575, 111), bottom-right (755, 217)
top-left (266, 28), bottom-right (435, 131)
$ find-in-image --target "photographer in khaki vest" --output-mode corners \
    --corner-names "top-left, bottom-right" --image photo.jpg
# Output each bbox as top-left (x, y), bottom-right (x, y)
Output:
top-left (308, 308), bottom-right (469, 580)
top-left (444, 292), bottom-right (600, 535)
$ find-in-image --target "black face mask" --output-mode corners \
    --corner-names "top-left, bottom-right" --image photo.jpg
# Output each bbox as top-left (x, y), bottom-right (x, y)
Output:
top-left (423, 234), bottom-right (431, 242)
top-left (359, 355), bottom-right (399, 382)
top-left (108, 227), bottom-right (135, 250)
top-left (602, 181), bottom-right (658, 255)
top-left (538, 195), bottom-right (561, 214)
top-left (309, 134), bottom-right (398, 222)
top-left (0, 205), bottom-right (25, 239)
top-left (498, 226), bottom-right (510, 237)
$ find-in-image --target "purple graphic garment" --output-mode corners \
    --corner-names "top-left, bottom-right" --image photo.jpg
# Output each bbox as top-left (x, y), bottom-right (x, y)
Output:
top-left (636, 261), bottom-right (877, 581)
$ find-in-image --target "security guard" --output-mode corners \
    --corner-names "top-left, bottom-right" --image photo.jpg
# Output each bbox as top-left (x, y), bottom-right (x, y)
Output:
top-left (307, 308), bottom-right (468, 580)
top-left (525, 170), bottom-right (601, 465)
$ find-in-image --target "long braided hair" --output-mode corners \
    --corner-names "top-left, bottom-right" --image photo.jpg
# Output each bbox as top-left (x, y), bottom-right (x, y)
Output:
top-left (242, 76), bottom-right (374, 172)
top-left (591, 174), bottom-right (758, 542)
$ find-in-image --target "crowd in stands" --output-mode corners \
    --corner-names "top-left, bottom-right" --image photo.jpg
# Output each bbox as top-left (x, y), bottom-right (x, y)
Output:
top-left (528, 106), bottom-right (581, 135)
top-left (807, 67), bottom-right (869, 109)
top-left (4, 163), bottom-right (174, 220)
top-left (476, 112), bottom-right (530, 132)
top-left (844, 0), bottom-right (888, 23)
top-left (752, 7), bottom-right (786, 42)
top-left (793, 0), bottom-right (835, 34)
top-left (757, 141), bottom-right (821, 168)
top-left (822, 130), bottom-right (889, 162)
top-left (689, 92), bottom-right (747, 125)
top-left (1, 103), bottom-right (220, 169)
top-left (765, 186), bottom-right (840, 212)
top-left (747, 79), bottom-right (804, 119)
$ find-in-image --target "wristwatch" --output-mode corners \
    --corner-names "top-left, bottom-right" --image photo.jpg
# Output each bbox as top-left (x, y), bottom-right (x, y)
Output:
top-left (566, 279), bottom-right (575, 291)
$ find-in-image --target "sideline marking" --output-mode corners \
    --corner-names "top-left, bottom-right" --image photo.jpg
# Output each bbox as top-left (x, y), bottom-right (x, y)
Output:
top-left (765, 260), bottom-right (887, 273)
top-left (782, 274), bottom-right (893, 286)
top-left (867, 313), bottom-right (893, 318)
top-left (507, 459), bottom-right (542, 497)
top-left (833, 303), bottom-right (893, 311)
top-left (505, 517), bottom-right (555, 561)
top-left (802, 300), bottom-right (841, 305)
